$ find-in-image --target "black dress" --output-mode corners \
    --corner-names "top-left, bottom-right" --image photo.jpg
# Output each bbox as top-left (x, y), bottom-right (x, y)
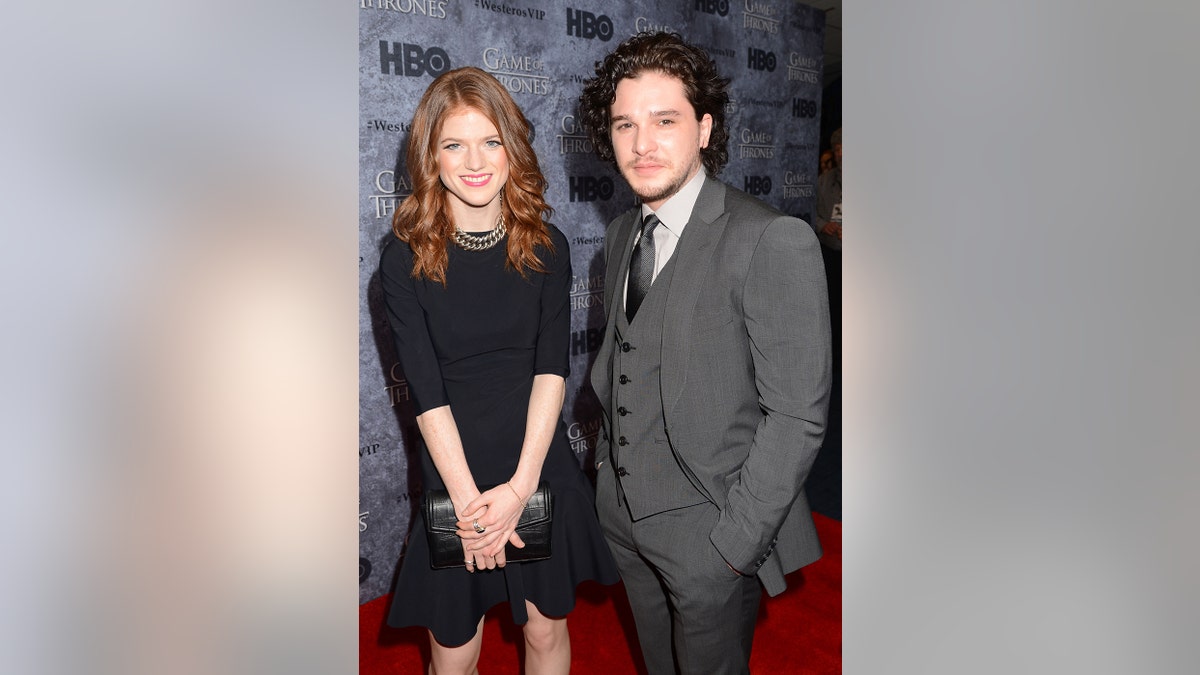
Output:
top-left (378, 224), bottom-right (619, 647)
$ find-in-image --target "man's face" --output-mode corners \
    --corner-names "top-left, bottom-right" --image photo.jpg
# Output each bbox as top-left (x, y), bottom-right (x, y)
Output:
top-left (609, 71), bottom-right (712, 210)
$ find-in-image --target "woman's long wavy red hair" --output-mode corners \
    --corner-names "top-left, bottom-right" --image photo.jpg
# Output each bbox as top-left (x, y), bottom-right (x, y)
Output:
top-left (391, 67), bottom-right (554, 284)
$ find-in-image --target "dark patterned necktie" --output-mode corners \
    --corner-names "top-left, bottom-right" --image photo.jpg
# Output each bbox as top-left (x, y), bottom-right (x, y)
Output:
top-left (625, 213), bottom-right (660, 322)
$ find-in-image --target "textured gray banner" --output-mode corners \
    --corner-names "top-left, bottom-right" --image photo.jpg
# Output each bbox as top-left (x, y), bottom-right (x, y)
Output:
top-left (359, 0), bottom-right (825, 603)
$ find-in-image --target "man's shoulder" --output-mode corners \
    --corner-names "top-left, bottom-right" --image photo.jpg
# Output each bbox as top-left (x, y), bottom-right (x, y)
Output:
top-left (716, 180), bottom-right (789, 224)
top-left (711, 179), bottom-right (818, 247)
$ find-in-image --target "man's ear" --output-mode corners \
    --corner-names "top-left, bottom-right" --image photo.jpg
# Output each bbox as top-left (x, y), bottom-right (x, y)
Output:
top-left (699, 113), bottom-right (713, 148)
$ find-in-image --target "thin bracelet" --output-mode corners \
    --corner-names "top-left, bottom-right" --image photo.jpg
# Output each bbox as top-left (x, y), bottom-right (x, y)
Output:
top-left (504, 481), bottom-right (527, 508)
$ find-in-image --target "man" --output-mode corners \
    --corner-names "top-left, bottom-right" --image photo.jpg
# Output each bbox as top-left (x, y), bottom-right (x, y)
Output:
top-left (578, 32), bottom-right (832, 675)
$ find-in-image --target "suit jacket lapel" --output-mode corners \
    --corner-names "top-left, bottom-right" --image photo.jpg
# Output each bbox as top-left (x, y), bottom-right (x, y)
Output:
top-left (661, 178), bottom-right (728, 416)
top-left (604, 211), bottom-right (641, 324)
top-left (591, 208), bottom-right (641, 413)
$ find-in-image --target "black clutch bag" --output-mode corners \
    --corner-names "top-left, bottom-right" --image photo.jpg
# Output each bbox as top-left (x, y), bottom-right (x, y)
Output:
top-left (423, 482), bottom-right (553, 570)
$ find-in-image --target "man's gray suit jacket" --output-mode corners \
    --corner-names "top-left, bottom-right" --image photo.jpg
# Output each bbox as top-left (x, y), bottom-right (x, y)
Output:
top-left (591, 176), bottom-right (832, 597)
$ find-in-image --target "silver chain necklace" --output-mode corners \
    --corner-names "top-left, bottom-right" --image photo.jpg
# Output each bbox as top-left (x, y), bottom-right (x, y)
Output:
top-left (452, 214), bottom-right (506, 251)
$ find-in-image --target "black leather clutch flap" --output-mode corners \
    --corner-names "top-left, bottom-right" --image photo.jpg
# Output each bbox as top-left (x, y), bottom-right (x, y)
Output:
top-left (423, 482), bottom-right (553, 570)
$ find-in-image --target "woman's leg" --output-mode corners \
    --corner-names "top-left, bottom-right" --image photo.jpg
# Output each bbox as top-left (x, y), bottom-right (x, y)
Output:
top-left (428, 618), bottom-right (484, 675)
top-left (521, 601), bottom-right (570, 675)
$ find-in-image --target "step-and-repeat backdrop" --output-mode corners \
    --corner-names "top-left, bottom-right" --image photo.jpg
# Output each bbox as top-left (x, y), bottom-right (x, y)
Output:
top-left (359, 0), bottom-right (825, 603)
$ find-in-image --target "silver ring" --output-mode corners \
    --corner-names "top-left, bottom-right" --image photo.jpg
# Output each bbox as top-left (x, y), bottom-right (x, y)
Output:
top-left (472, 519), bottom-right (486, 534)
top-left (464, 559), bottom-right (474, 566)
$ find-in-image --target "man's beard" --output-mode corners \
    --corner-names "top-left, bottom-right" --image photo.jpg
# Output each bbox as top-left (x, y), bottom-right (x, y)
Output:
top-left (623, 162), bottom-right (697, 205)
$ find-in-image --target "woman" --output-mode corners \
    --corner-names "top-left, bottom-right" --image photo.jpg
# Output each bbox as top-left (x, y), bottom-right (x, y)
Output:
top-left (378, 67), bottom-right (619, 674)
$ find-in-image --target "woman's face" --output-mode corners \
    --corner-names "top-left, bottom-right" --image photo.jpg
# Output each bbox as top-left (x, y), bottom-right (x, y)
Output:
top-left (436, 107), bottom-right (509, 213)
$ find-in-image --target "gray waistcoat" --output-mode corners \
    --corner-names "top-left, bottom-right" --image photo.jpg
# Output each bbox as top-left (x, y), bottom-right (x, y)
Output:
top-left (610, 254), bottom-right (709, 521)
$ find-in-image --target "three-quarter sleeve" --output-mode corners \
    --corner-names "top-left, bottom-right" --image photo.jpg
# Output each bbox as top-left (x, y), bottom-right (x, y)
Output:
top-left (378, 238), bottom-right (450, 415)
top-left (533, 226), bottom-right (571, 378)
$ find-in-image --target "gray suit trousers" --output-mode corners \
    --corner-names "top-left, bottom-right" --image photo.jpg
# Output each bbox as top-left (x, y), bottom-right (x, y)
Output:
top-left (597, 466), bottom-right (761, 675)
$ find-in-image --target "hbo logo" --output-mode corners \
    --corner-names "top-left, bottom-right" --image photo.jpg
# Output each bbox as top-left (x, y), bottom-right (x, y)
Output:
top-left (567, 8), bottom-right (613, 41)
top-left (379, 42), bottom-right (451, 77)
top-left (695, 0), bottom-right (730, 16)
top-left (743, 175), bottom-right (772, 196)
top-left (569, 176), bottom-right (614, 202)
top-left (792, 98), bottom-right (818, 118)
top-left (747, 48), bottom-right (776, 72)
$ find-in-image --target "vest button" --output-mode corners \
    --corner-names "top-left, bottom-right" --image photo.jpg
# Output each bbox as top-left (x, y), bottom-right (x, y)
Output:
top-left (618, 406), bottom-right (629, 416)
top-left (620, 342), bottom-right (631, 352)
top-left (619, 375), bottom-right (629, 384)
top-left (617, 467), bottom-right (628, 477)
top-left (618, 436), bottom-right (628, 446)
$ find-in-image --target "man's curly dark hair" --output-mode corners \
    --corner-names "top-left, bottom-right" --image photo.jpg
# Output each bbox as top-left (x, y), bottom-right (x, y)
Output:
top-left (578, 32), bottom-right (731, 176)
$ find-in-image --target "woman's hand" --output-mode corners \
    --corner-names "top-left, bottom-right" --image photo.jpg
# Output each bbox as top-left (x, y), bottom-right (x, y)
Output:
top-left (460, 539), bottom-right (501, 573)
top-left (456, 484), bottom-right (527, 566)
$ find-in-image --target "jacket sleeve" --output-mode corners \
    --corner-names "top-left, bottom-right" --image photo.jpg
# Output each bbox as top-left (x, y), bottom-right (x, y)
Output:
top-left (709, 215), bottom-right (832, 573)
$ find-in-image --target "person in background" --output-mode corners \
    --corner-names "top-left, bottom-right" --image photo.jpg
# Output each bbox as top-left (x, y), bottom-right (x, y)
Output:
top-left (379, 66), bottom-right (618, 675)
top-left (819, 148), bottom-right (835, 175)
top-left (813, 127), bottom-right (842, 249)
top-left (578, 32), bottom-right (832, 675)
top-left (813, 126), bottom-right (842, 370)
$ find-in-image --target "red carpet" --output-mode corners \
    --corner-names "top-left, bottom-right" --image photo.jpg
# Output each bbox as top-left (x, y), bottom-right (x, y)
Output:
top-left (360, 513), bottom-right (841, 674)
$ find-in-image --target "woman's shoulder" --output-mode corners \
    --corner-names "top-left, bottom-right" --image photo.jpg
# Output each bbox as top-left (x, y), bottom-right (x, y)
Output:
top-left (378, 233), bottom-right (416, 272)
top-left (542, 222), bottom-right (570, 252)
top-left (537, 223), bottom-right (572, 271)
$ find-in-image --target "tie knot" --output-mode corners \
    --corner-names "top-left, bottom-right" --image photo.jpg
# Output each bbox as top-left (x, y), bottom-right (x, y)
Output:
top-left (642, 212), bottom-right (660, 235)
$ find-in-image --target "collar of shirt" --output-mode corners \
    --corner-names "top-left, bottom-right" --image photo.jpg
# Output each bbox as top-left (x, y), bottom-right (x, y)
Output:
top-left (640, 169), bottom-right (707, 241)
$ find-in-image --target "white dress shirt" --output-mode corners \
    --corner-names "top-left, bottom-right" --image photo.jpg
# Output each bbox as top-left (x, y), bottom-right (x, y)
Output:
top-left (622, 170), bottom-right (707, 310)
